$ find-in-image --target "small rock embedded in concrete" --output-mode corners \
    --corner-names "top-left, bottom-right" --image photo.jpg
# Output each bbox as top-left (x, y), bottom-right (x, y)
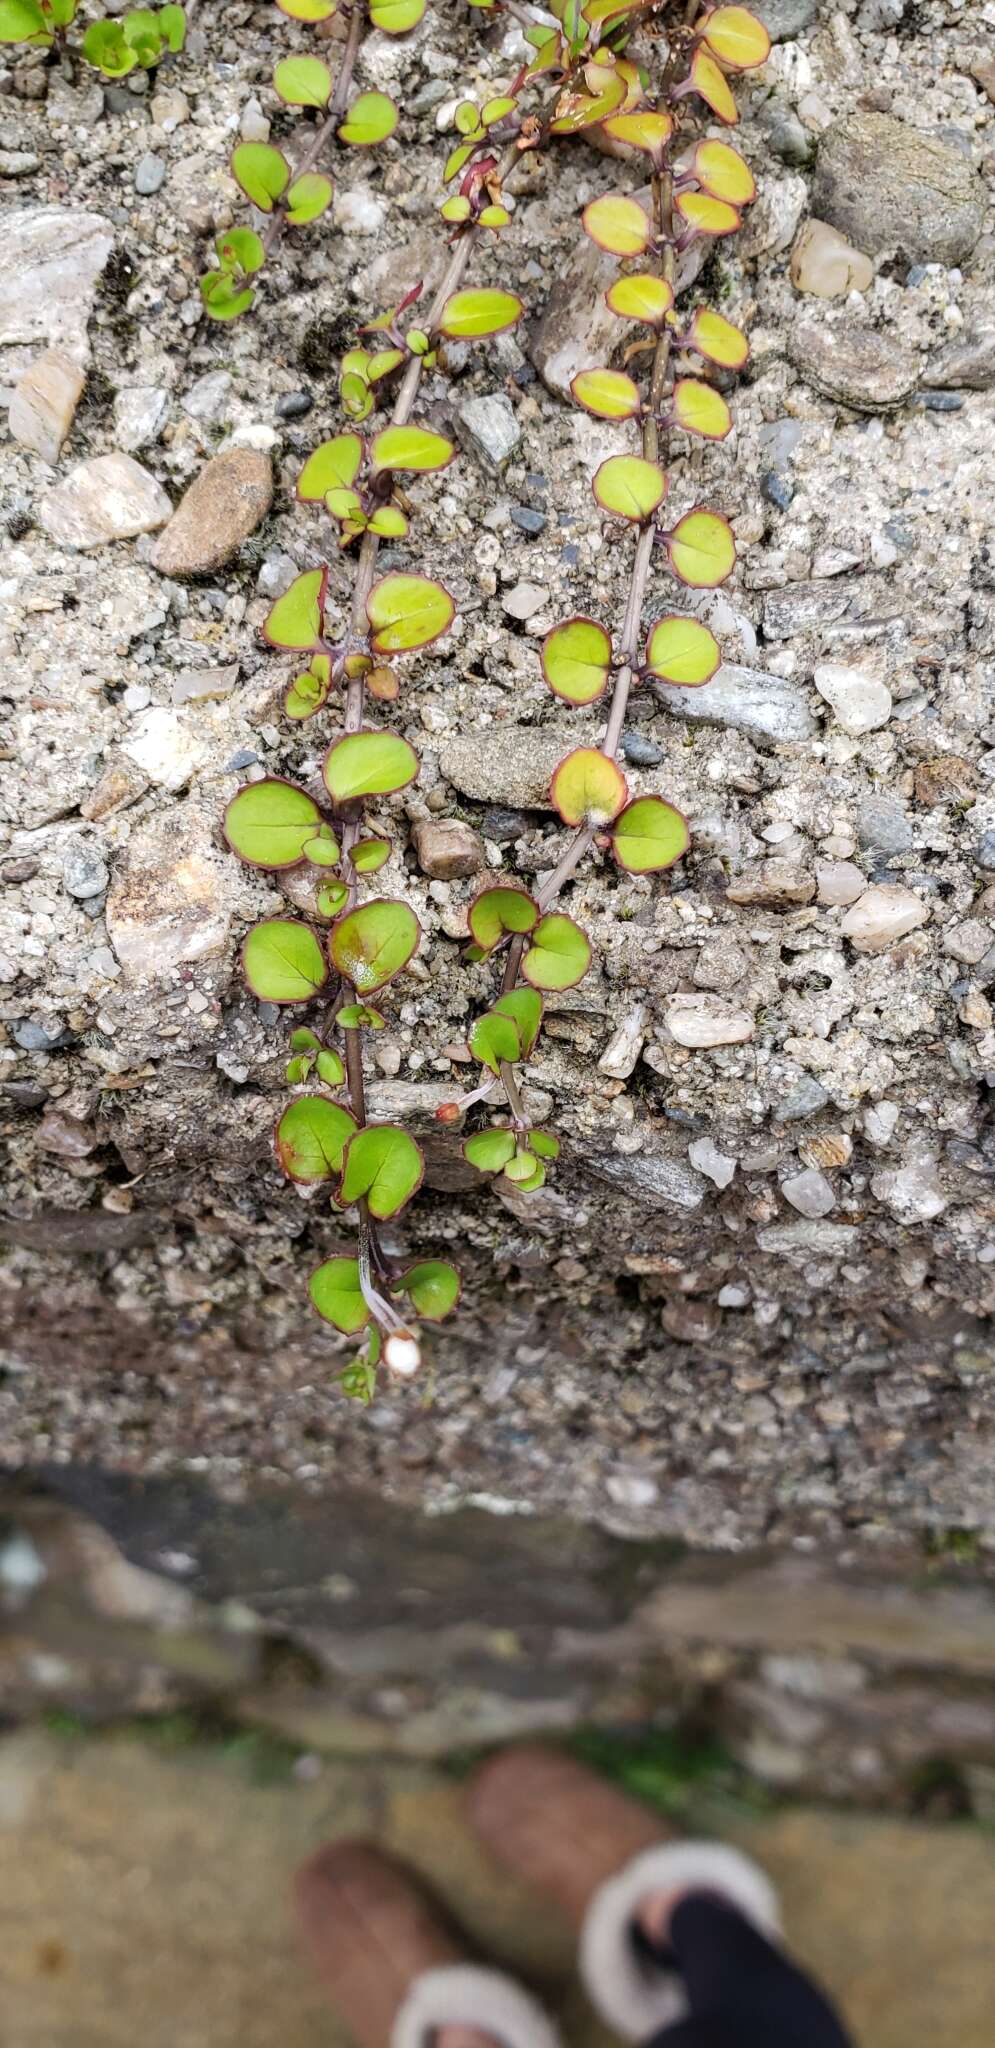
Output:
top-left (106, 799), bottom-right (235, 982)
top-left (135, 152), bottom-right (166, 195)
top-left (816, 859), bottom-right (864, 907)
top-left (863, 1099), bottom-right (899, 1146)
top-left (739, 174), bottom-right (807, 260)
top-left (456, 392), bottom-right (521, 471)
top-left (0, 206), bottom-right (113, 372)
top-left (62, 839), bottom-right (109, 900)
top-left (598, 1005), bottom-right (646, 1079)
top-left (121, 708), bottom-right (206, 794)
top-left (502, 581), bottom-right (546, 623)
top-left (871, 1162), bottom-right (946, 1223)
top-left (753, 0), bottom-right (818, 33)
top-left (81, 757), bottom-right (147, 821)
top-left (39, 453), bottom-right (172, 549)
top-left (653, 663), bottom-right (816, 745)
top-left (481, 805), bottom-right (527, 843)
top-left (775, 1076), bottom-right (830, 1122)
top-left (942, 920), bottom-right (991, 966)
top-left (782, 1166), bottom-right (836, 1218)
top-left (688, 1136), bottom-right (736, 1189)
top-left (789, 322), bottom-right (919, 412)
top-left (509, 505), bottom-right (546, 535)
top-left (761, 470), bottom-right (794, 511)
top-left (790, 219), bottom-right (874, 298)
top-left (621, 730), bottom-right (664, 767)
top-left (762, 105), bottom-right (815, 168)
top-left (8, 346), bottom-right (85, 465)
top-left (664, 994), bottom-right (755, 1047)
top-left (694, 938), bottom-right (748, 990)
top-left (927, 330), bottom-right (995, 392)
top-left (182, 371), bottom-right (232, 423)
top-left (150, 449), bottom-right (273, 576)
top-left (856, 794), bottom-right (912, 854)
top-left (914, 756), bottom-right (975, 806)
top-left (441, 726), bottom-right (574, 809)
top-left (726, 860), bottom-right (815, 908)
top-left (814, 662), bottom-right (892, 735)
top-left (411, 818), bottom-right (484, 880)
top-left (812, 112), bottom-right (987, 267)
top-left (275, 391), bottom-right (313, 419)
top-left (114, 384), bottom-right (169, 452)
top-left (13, 1017), bottom-right (71, 1052)
top-left (757, 1219), bottom-right (857, 1255)
top-left (841, 884), bottom-right (929, 953)
top-left (171, 664), bottom-right (239, 707)
top-left (239, 95), bottom-right (269, 143)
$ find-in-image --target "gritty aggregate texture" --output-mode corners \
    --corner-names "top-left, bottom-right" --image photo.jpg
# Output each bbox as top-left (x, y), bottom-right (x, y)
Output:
top-left (2, 0), bottom-right (995, 1551)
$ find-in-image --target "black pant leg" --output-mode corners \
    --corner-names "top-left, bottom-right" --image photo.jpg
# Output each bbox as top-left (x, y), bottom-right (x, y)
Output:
top-left (643, 1894), bottom-right (854, 2048)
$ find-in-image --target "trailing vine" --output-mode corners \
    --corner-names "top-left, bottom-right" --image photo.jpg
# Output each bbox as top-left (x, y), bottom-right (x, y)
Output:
top-left (219, 0), bottom-right (771, 1403)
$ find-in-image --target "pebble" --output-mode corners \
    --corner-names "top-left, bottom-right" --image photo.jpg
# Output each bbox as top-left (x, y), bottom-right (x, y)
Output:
top-left (914, 756), bottom-right (974, 806)
top-left (456, 392), bottom-right (521, 472)
top-left (589, 1144), bottom-right (707, 1212)
top-left (13, 1018), bottom-right (71, 1051)
top-left (762, 106), bottom-right (814, 168)
top-left (334, 187), bottom-right (385, 235)
top-left (0, 206), bottom-right (113, 370)
top-left (798, 1132), bottom-right (852, 1172)
top-left (926, 330), bottom-right (995, 392)
top-left (509, 505), bottom-right (546, 535)
top-left (621, 730), bottom-right (664, 768)
top-left (693, 938), bottom-right (747, 991)
top-left (121, 708), bottom-right (206, 794)
top-left (790, 219), bottom-right (873, 298)
top-left (239, 95), bottom-right (269, 143)
top-left (753, 0), bottom-right (818, 33)
top-left (856, 794), bottom-right (912, 855)
top-left (441, 726), bottom-right (574, 809)
top-left (135, 152), bottom-right (166, 196)
top-left (275, 391), bottom-right (313, 419)
top-left (8, 346), bottom-right (85, 465)
top-left (106, 800), bottom-right (234, 982)
top-left (757, 1220), bottom-right (857, 1255)
top-left (943, 919), bottom-right (991, 966)
top-left (774, 1077), bottom-right (830, 1122)
top-left (916, 390), bottom-right (963, 413)
top-left (812, 112), bottom-right (987, 267)
top-left (502, 581), bottom-right (546, 623)
top-left (814, 663), bottom-right (892, 735)
top-left (761, 470), bottom-right (794, 511)
top-left (481, 805), bottom-right (528, 843)
top-left (782, 1167), bottom-right (836, 1218)
top-left (863, 1100), bottom-right (899, 1146)
top-left (688, 1136), bottom-right (736, 1189)
top-left (38, 1108), bottom-right (97, 1158)
top-left (726, 861), bottom-right (815, 908)
top-left (150, 449), bottom-right (273, 576)
top-left (182, 370), bottom-right (232, 423)
top-left (62, 839), bottom-right (109, 900)
top-left (664, 994), bottom-right (755, 1047)
top-left (113, 384), bottom-right (169, 452)
top-left (171, 664), bottom-right (239, 706)
top-left (39, 453), bottom-right (172, 549)
top-left (653, 662), bottom-right (815, 745)
top-left (976, 829), bottom-right (995, 871)
top-left (150, 87), bottom-right (189, 131)
top-left (871, 1162), bottom-right (946, 1224)
top-left (81, 757), bottom-right (147, 821)
top-left (816, 859), bottom-right (864, 907)
top-left (0, 150), bottom-right (40, 176)
top-left (739, 174), bottom-right (807, 261)
top-left (256, 552), bottom-right (297, 598)
top-left (598, 1005), bottom-right (647, 1079)
top-left (789, 322), bottom-right (919, 412)
top-left (411, 818), bottom-right (484, 880)
top-left (840, 885), bottom-right (929, 953)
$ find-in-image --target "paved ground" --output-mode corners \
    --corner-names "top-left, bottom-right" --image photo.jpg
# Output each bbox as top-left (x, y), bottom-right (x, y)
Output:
top-left (1, 1729), bottom-right (993, 2048)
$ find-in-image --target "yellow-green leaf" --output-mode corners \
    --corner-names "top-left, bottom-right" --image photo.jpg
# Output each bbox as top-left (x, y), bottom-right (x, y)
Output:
top-left (273, 54), bottom-right (332, 107)
top-left (645, 614), bottom-right (720, 687)
top-left (438, 287), bottom-right (524, 338)
top-left (242, 918), bottom-right (328, 1003)
top-left (672, 377), bottom-right (733, 440)
top-left (605, 272), bottom-right (674, 327)
top-left (394, 1260), bottom-right (461, 1320)
top-left (687, 46), bottom-right (738, 123)
top-left (366, 572), bottom-right (454, 654)
top-left (684, 305), bottom-right (749, 370)
top-left (370, 424), bottom-right (455, 474)
top-left (263, 567), bottom-right (327, 652)
top-left (339, 1124), bottom-right (423, 1219)
top-left (571, 366), bottom-right (641, 421)
top-left (275, 1096), bottom-right (357, 1183)
top-left (522, 913), bottom-right (591, 993)
top-left (468, 886), bottom-right (538, 953)
top-left (701, 4), bottom-right (771, 70)
top-left (285, 653), bottom-right (333, 722)
top-left (550, 747), bottom-right (628, 827)
top-left (352, 837), bottom-right (391, 874)
top-left (224, 778), bottom-right (324, 869)
top-left (368, 0), bottom-right (426, 29)
top-left (665, 509), bottom-right (736, 588)
top-left (323, 730), bottom-right (419, 802)
top-left (692, 137), bottom-right (756, 205)
top-left (542, 615), bottom-right (612, 706)
top-left (611, 796), bottom-right (689, 873)
top-left (329, 898), bottom-right (420, 994)
top-left (600, 108), bottom-right (673, 160)
top-left (676, 190), bottom-right (741, 236)
top-left (549, 72), bottom-right (626, 133)
top-left (308, 1256), bottom-right (369, 1335)
top-left (286, 172), bottom-right (333, 225)
top-left (593, 454), bottom-right (667, 522)
top-left (581, 192), bottom-right (650, 257)
top-left (297, 432), bottom-right (364, 503)
top-left (338, 90), bottom-right (398, 146)
top-left (464, 1128), bottom-right (517, 1172)
top-left (230, 142), bottom-right (289, 212)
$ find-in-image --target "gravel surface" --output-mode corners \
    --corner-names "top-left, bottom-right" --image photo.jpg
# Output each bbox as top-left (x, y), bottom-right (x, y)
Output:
top-left (2, 1), bottom-right (995, 1549)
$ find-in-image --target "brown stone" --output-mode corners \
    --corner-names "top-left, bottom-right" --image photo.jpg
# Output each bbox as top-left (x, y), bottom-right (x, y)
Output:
top-left (150, 449), bottom-right (273, 576)
top-left (411, 818), bottom-right (484, 880)
top-left (9, 345), bottom-right (85, 465)
top-left (726, 860), bottom-right (816, 908)
top-left (80, 756), bottom-right (148, 821)
top-left (913, 755), bottom-right (976, 806)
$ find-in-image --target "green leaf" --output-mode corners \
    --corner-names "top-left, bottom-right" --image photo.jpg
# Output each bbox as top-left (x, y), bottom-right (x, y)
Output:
top-left (370, 424), bottom-right (456, 475)
top-left (368, 505), bottom-right (407, 539)
top-left (469, 1010), bottom-right (520, 1075)
top-left (664, 510), bottom-right (736, 589)
top-left (468, 886), bottom-right (538, 954)
top-left (286, 172), bottom-right (334, 225)
top-left (368, 0), bottom-right (426, 30)
top-left (273, 54), bottom-right (332, 107)
top-left (506, 1159), bottom-right (546, 1193)
top-left (285, 653), bottom-right (334, 721)
top-left (438, 288), bottom-right (524, 339)
top-left (302, 827), bottom-right (342, 868)
top-left (366, 572), bottom-right (454, 655)
top-left (231, 142), bottom-right (289, 212)
top-left (338, 90), bottom-right (398, 146)
top-left (329, 898), bottom-right (420, 994)
top-left (215, 227), bottom-right (265, 275)
top-left (339, 1124), bottom-right (424, 1219)
top-left (504, 1148), bottom-right (540, 1184)
top-left (200, 271), bottom-right (254, 321)
top-left (316, 879), bottom-right (349, 919)
top-left (338, 1003), bottom-right (386, 1029)
top-left (352, 837), bottom-right (391, 874)
top-left (290, 1027), bottom-right (321, 1053)
top-left (242, 919), bottom-right (328, 1003)
top-left (158, 5), bottom-right (186, 53)
top-left (275, 1096), bottom-right (357, 1182)
top-left (593, 455), bottom-right (667, 522)
top-left (394, 1259), bottom-right (460, 1321)
top-left (610, 796), bottom-right (689, 873)
top-left (308, 1256), bottom-right (370, 1335)
top-left (492, 987), bottom-right (543, 1059)
top-left (82, 21), bottom-right (134, 73)
top-left (278, 0), bottom-right (338, 20)
top-left (645, 614), bottom-right (721, 687)
top-left (550, 746), bottom-right (628, 827)
top-left (323, 730), bottom-right (418, 803)
top-left (263, 567), bottom-right (328, 653)
top-left (542, 616), bottom-right (612, 706)
top-left (464, 1128), bottom-right (516, 1172)
top-left (223, 778), bottom-right (324, 870)
top-left (571, 367), bottom-right (641, 422)
top-left (316, 1047), bottom-right (346, 1086)
top-left (0, 0), bottom-right (47, 42)
top-left (528, 1128), bottom-right (560, 1159)
top-left (297, 433), bottom-right (364, 504)
top-left (284, 1054), bottom-right (313, 1084)
top-left (522, 913), bottom-right (591, 992)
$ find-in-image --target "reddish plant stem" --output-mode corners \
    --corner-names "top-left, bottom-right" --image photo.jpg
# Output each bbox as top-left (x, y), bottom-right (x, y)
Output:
top-left (261, 3), bottom-right (363, 259)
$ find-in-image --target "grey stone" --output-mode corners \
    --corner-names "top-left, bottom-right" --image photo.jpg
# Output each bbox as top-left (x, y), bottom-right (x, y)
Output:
top-left (621, 730), bottom-right (664, 767)
top-left (927, 331), bottom-right (995, 391)
top-left (762, 106), bottom-right (815, 167)
top-left (757, 1219), bottom-right (858, 1255)
top-left (653, 664), bottom-right (816, 745)
top-left (789, 321), bottom-right (919, 412)
top-left (134, 152), bottom-right (166, 196)
top-left (502, 581), bottom-right (546, 622)
top-left (812, 113), bottom-right (987, 267)
top-left (114, 385), bottom-right (169, 452)
top-left (856, 795), bottom-right (913, 854)
top-left (481, 805), bottom-right (528, 842)
top-left (774, 1077), bottom-right (830, 1122)
top-left (256, 552), bottom-right (297, 598)
top-left (171, 665), bottom-right (239, 707)
top-left (917, 390), bottom-right (963, 412)
top-left (275, 391), bottom-right (313, 419)
top-left (0, 206), bottom-right (113, 374)
top-left (182, 371), bottom-right (232, 423)
top-left (527, 190), bottom-right (705, 401)
top-left (762, 470), bottom-right (795, 511)
top-left (975, 829), bottom-right (995, 870)
top-left (753, 0), bottom-right (818, 35)
top-left (509, 505), bottom-right (546, 535)
top-left (441, 726), bottom-right (577, 809)
top-left (12, 1018), bottom-right (71, 1052)
top-left (39, 454), bottom-right (173, 549)
top-left (62, 839), bottom-right (109, 900)
top-left (455, 393), bottom-right (521, 471)
top-left (586, 1144), bottom-right (707, 1212)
